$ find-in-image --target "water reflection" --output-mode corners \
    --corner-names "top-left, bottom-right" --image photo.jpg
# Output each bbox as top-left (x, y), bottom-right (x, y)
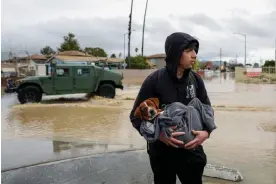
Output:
top-left (201, 72), bottom-right (236, 84)
top-left (3, 105), bottom-right (144, 147)
top-left (1, 71), bottom-right (276, 184)
top-left (52, 140), bottom-right (134, 154)
top-left (1, 138), bottom-right (138, 171)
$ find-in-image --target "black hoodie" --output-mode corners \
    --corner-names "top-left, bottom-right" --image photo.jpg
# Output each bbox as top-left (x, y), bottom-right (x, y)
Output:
top-left (129, 32), bottom-right (212, 136)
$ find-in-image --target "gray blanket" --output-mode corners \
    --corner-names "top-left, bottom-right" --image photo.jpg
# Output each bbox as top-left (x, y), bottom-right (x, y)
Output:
top-left (139, 98), bottom-right (217, 144)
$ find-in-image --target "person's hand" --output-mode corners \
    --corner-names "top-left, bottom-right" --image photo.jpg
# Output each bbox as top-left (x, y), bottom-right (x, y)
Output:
top-left (159, 126), bottom-right (185, 148)
top-left (184, 130), bottom-right (209, 150)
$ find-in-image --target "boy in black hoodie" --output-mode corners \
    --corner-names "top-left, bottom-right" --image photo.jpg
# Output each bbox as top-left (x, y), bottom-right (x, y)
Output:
top-left (129, 32), bottom-right (214, 184)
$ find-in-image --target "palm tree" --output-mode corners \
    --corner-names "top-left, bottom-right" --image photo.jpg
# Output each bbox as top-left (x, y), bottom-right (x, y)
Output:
top-left (141, 0), bottom-right (149, 57)
top-left (128, 0), bottom-right (134, 68)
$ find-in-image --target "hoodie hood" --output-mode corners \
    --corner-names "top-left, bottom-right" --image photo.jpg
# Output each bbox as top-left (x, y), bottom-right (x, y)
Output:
top-left (164, 32), bottom-right (199, 82)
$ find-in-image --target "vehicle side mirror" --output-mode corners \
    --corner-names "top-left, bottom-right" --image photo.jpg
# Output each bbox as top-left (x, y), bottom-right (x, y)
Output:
top-left (50, 61), bottom-right (56, 68)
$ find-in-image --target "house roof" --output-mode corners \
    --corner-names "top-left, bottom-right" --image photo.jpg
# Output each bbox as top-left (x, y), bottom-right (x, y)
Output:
top-left (54, 55), bottom-right (99, 62)
top-left (31, 54), bottom-right (47, 60)
top-left (146, 53), bottom-right (166, 59)
top-left (56, 50), bottom-right (92, 57)
top-left (49, 55), bottom-right (124, 63)
top-left (1, 63), bottom-right (16, 68)
top-left (97, 57), bottom-right (124, 63)
top-left (4, 54), bottom-right (47, 61)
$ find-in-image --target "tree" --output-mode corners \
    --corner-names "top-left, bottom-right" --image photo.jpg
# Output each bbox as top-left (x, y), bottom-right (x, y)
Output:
top-left (118, 52), bottom-right (122, 58)
top-left (192, 59), bottom-right (200, 71)
top-left (263, 60), bottom-right (275, 67)
top-left (199, 61), bottom-right (208, 70)
top-left (262, 60), bottom-right (275, 73)
top-left (223, 61), bottom-right (227, 67)
top-left (126, 55), bottom-right (150, 69)
top-left (141, 0), bottom-right (149, 57)
top-left (110, 53), bottom-right (116, 58)
top-left (135, 48), bottom-right (139, 55)
top-left (128, 0), bottom-right (134, 68)
top-left (40, 46), bottom-right (56, 56)
top-left (84, 47), bottom-right (108, 57)
top-left (58, 33), bottom-right (81, 52)
top-left (253, 63), bottom-right (259, 68)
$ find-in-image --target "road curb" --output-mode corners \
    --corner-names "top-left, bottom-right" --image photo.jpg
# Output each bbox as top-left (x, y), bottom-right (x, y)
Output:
top-left (2, 149), bottom-right (243, 183)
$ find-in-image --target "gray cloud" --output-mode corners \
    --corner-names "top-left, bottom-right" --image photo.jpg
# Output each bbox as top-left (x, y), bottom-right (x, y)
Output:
top-left (1, 16), bottom-right (185, 57)
top-left (2, 16), bottom-right (140, 56)
top-left (184, 13), bottom-right (224, 31)
top-left (223, 11), bottom-right (276, 39)
top-left (1, 2), bottom-right (276, 62)
top-left (269, 0), bottom-right (276, 8)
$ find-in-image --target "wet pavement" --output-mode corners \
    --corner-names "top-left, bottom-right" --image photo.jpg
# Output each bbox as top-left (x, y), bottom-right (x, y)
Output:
top-left (1, 72), bottom-right (276, 184)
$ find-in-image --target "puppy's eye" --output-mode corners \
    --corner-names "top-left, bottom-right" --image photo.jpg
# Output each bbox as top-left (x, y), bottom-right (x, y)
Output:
top-left (141, 107), bottom-right (147, 112)
top-left (140, 107), bottom-right (148, 115)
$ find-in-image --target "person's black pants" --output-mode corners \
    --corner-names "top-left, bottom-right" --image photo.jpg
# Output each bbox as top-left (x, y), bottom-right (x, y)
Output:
top-left (147, 141), bottom-right (207, 184)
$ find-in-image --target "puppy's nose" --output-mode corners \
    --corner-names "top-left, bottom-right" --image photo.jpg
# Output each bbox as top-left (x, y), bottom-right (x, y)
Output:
top-left (150, 109), bottom-right (156, 116)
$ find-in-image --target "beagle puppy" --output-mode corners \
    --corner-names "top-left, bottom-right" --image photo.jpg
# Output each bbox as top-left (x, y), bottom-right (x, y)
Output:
top-left (134, 98), bottom-right (163, 121)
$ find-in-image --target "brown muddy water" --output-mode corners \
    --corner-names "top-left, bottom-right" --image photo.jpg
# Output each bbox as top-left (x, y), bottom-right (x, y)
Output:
top-left (1, 72), bottom-right (276, 184)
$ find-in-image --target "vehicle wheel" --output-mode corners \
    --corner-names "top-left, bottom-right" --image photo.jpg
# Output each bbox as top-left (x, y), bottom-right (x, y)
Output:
top-left (17, 85), bottom-right (42, 104)
top-left (97, 84), bottom-right (115, 98)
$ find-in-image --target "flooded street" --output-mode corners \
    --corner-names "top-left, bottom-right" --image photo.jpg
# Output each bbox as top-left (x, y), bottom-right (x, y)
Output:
top-left (2, 71), bottom-right (276, 184)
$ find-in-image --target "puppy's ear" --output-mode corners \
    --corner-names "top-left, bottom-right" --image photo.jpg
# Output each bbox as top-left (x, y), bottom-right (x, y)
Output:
top-left (134, 107), bottom-right (142, 119)
top-left (148, 98), bottom-right (160, 108)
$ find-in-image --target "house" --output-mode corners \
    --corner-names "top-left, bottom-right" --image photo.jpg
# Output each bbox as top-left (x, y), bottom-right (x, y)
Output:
top-left (1, 54), bottom-right (49, 76)
top-left (28, 54), bottom-right (48, 76)
top-left (146, 54), bottom-right (166, 69)
top-left (199, 60), bottom-right (227, 70)
top-left (15, 54), bottom-right (48, 76)
top-left (1, 63), bottom-right (17, 77)
top-left (46, 50), bottom-right (125, 70)
top-left (1, 58), bottom-right (29, 77)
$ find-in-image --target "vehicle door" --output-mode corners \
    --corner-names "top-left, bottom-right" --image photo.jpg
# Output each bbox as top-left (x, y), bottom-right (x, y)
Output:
top-left (53, 67), bottom-right (74, 93)
top-left (73, 66), bottom-right (95, 93)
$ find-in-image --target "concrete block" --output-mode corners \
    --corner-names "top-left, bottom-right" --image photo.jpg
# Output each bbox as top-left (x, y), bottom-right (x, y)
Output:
top-left (204, 164), bottom-right (243, 182)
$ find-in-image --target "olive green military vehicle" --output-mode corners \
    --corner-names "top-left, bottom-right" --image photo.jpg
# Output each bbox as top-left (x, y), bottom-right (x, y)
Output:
top-left (15, 62), bottom-right (124, 104)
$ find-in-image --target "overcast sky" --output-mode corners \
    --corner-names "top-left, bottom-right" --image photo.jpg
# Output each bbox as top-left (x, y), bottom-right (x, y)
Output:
top-left (1, 0), bottom-right (276, 63)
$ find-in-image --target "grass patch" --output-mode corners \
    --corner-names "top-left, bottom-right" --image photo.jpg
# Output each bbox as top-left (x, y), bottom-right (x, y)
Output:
top-left (123, 97), bottom-right (135, 100)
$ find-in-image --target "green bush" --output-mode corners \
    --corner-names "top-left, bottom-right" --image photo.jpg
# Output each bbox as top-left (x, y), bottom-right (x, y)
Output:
top-left (192, 59), bottom-right (200, 71)
top-left (125, 55), bottom-right (150, 69)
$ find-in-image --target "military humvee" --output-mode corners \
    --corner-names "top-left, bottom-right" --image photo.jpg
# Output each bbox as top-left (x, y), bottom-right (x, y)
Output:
top-left (15, 62), bottom-right (124, 104)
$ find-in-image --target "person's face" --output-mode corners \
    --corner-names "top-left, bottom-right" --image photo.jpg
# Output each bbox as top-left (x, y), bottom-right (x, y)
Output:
top-left (179, 48), bottom-right (197, 69)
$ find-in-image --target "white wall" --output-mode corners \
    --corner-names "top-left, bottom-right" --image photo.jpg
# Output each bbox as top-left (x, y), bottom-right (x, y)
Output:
top-left (35, 64), bottom-right (46, 76)
top-left (28, 61), bottom-right (36, 71)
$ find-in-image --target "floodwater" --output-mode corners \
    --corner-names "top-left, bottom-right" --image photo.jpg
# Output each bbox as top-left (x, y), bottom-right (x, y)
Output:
top-left (1, 71), bottom-right (276, 184)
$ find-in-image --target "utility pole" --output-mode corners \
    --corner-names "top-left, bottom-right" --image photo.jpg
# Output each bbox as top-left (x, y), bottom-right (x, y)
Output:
top-left (124, 33), bottom-right (126, 60)
top-left (245, 34), bottom-right (247, 66)
top-left (123, 33), bottom-right (127, 69)
top-left (233, 33), bottom-right (246, 67)
top-left (220, 48), bottom-right (222, 71)
top-left (141, 0), bottom-right (149, 57)
top-left (275, 38), bottom-right (276, 71)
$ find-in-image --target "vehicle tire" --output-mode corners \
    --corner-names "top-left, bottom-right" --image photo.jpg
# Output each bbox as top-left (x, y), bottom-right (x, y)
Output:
top-left (17, 85), bottom-right (42, 104)
top-left (97, 84), bottom-right (115, 98)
